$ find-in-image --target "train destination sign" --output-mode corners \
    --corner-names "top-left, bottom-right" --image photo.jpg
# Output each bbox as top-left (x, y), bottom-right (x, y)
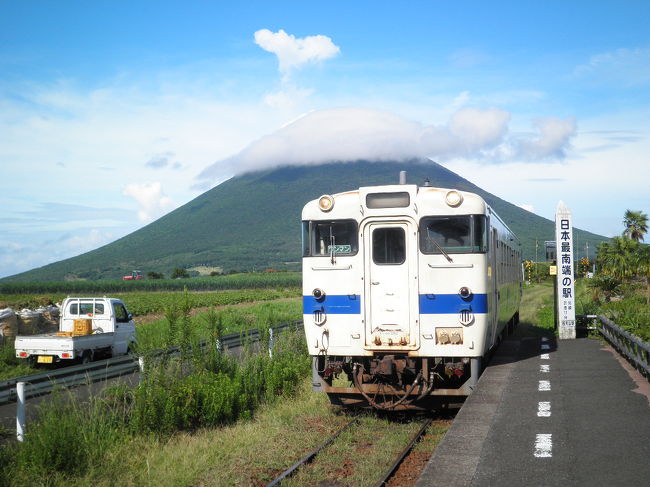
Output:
top-left (328, 244), bottom-right (352, 254)
top-left (555, 200), bottom-right (576, 339)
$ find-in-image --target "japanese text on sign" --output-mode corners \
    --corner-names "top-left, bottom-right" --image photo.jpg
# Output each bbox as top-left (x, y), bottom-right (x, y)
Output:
top-left (556, 201), bottom-right (576, 339)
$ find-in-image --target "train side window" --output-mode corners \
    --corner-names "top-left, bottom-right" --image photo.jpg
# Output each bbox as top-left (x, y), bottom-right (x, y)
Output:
top-left (301, 222), bottom-right (310, 257)
top-left (305, 220), bottom-right (358, 257)
top-left (373, 227), bottom-right (405, 265)
top-left (475, 215), bottom-right (487, 251)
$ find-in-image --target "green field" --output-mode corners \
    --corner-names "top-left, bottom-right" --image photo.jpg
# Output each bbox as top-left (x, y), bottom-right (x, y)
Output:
top-left (0, 272), bottom-right (301, 297)
top-left (0, 277), bottom-right (302, 379)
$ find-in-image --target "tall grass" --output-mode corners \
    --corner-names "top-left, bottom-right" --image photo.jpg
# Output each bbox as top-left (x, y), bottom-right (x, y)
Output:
top-left (600, 293), bottom-right (650, 342)
top-left (0, 384), bottom-right (132, 484)
top-left (0, 339), bottom-right (36, 379)
top-left (134, 299), bottom-right (301, 353)
top-left (0, 325), bottom-right (310, 486)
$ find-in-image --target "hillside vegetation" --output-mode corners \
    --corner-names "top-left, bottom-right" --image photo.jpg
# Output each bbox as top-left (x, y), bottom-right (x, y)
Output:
top-left (3, 160), bottom-right (608, 282)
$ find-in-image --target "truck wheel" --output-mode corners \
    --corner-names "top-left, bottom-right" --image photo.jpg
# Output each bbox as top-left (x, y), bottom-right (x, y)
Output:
top-left (81, 353), bottom-right (93, 365)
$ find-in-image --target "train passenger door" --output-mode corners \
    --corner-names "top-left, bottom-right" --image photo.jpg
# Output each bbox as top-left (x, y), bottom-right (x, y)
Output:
top-left (364, 221), bottom-right (418, 350)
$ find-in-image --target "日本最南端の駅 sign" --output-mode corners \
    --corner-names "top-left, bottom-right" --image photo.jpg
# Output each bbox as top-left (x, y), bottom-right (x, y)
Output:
top-left (555, 201), bottom-right (576, 340)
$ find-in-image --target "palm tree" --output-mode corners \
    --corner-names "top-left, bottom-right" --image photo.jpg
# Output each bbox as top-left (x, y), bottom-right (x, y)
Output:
top-left (623, 210), bottom-right (648, 242)
top-left (635, 244), bottom-right (650, 304)
top-left (588, 275), bottom-right (621, 303)
top-left (596, 237), bottom-right (638, 281)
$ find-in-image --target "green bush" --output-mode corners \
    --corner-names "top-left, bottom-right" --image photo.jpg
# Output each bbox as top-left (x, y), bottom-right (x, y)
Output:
top-left (0, 330), bottom-right (310, 486)
top-left (601, 294), bottom-right (650, 342)
top-left (171, 268), bottom-right (190, 279)
top-left (131, 330), bottom-right (309, 435)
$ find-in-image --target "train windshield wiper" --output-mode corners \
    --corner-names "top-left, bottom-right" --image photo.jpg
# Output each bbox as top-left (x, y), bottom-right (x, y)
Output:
top-left (431, 238), bottom-right (454, 263)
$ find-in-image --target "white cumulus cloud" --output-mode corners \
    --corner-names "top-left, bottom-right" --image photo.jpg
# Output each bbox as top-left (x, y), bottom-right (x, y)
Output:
top-left (122, 182), bottom-right (176, 222)
top-left (254, 29), bottom-right (340, 76)
top-left (448, 107), bottom-right (511, 153)
top-left (514, 117), bottom-right (577, 160)
top-left (195, 106), bottom-right (572, 187)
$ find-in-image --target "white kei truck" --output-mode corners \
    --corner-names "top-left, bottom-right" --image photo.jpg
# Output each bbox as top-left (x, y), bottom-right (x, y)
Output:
top-left (14, 297), bottom-right (136, 365)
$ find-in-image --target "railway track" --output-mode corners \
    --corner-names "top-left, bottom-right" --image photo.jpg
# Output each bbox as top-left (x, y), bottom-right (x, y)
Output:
top-left (264, 414), bottom-right (450, 487)
top-left (266, 419), bottom-right (360, 487)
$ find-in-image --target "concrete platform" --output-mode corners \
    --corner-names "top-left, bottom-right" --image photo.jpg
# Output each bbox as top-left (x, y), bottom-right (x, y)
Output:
top-left (416, 336), bottom-right (650, 486)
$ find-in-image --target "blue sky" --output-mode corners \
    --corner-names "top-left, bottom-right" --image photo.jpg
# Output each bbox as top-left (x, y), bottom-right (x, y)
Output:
top-left (1, 0), bottom-right (649, 278)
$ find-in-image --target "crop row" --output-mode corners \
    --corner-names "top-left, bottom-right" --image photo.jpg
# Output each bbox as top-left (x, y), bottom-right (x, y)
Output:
top-left (119, 288), bottom-right (301, 315)
top-left (0, 287), bottom-right (301, 316)
top-left (0, 272), bottom-right (301, 295)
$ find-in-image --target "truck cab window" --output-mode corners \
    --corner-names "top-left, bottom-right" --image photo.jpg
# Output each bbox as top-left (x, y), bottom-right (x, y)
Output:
top-left (113, 303), bottom-right (129, 323)
top-left (69, 302), bottom-right (105, 315)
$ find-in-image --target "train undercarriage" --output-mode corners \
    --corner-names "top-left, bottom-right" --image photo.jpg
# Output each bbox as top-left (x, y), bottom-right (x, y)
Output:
top-left (312, 354), bottom-right (483, 410)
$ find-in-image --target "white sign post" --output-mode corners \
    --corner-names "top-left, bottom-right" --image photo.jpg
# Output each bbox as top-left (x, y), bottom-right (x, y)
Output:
top-left (555, 201), bottom-right (576, 339)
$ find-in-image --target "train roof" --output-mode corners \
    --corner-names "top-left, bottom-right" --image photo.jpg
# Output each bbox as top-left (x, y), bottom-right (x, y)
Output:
top-left (302, 183), bottom-right (520, 245)
top-left (302, 183), bottom-right (487, 217)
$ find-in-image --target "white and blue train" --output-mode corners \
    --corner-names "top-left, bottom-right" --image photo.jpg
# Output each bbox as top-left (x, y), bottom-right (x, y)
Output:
top-left (302, 173), bottom-right (522, 410)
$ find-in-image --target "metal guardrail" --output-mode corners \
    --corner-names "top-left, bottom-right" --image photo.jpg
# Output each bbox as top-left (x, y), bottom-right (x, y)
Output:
top-left (0, 355), bottom-right (137, 406)
top-left (0, 321), bottom-right (303, 405)
top-left (596, 315), bottom-right (650, 378)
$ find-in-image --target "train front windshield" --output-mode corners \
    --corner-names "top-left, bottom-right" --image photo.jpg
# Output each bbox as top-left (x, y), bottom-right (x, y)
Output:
top-left (302, 220), bottom-right (359, 257)
top-left (419, 215), bottom-right (487, 254)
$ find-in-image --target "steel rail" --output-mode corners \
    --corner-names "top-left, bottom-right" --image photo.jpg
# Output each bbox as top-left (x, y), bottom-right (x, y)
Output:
top-left (372, 418), bottom-right (433, 487)
top-left (265, 419), bottom-right (360, 487)
top-left (0, 321), bottom-right (303, 405)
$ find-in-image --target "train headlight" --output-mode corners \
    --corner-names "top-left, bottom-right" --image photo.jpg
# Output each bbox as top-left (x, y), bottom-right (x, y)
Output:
top-left (459, 286), bottom-right (472, 299)
top-left (318, 195), bottom-right (334, 212)
top-left (445, 190), bottom-right (463, 207)
top-left (312, 288), bottom-right (326, 301)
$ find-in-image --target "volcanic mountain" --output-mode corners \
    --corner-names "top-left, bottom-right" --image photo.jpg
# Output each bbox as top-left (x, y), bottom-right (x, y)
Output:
top-left (4, 159), bottom-right (607, 281)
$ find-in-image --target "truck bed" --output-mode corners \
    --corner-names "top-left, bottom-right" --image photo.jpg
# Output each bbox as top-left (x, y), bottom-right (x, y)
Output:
top-left (15, 333), bottom-right (115, 355)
